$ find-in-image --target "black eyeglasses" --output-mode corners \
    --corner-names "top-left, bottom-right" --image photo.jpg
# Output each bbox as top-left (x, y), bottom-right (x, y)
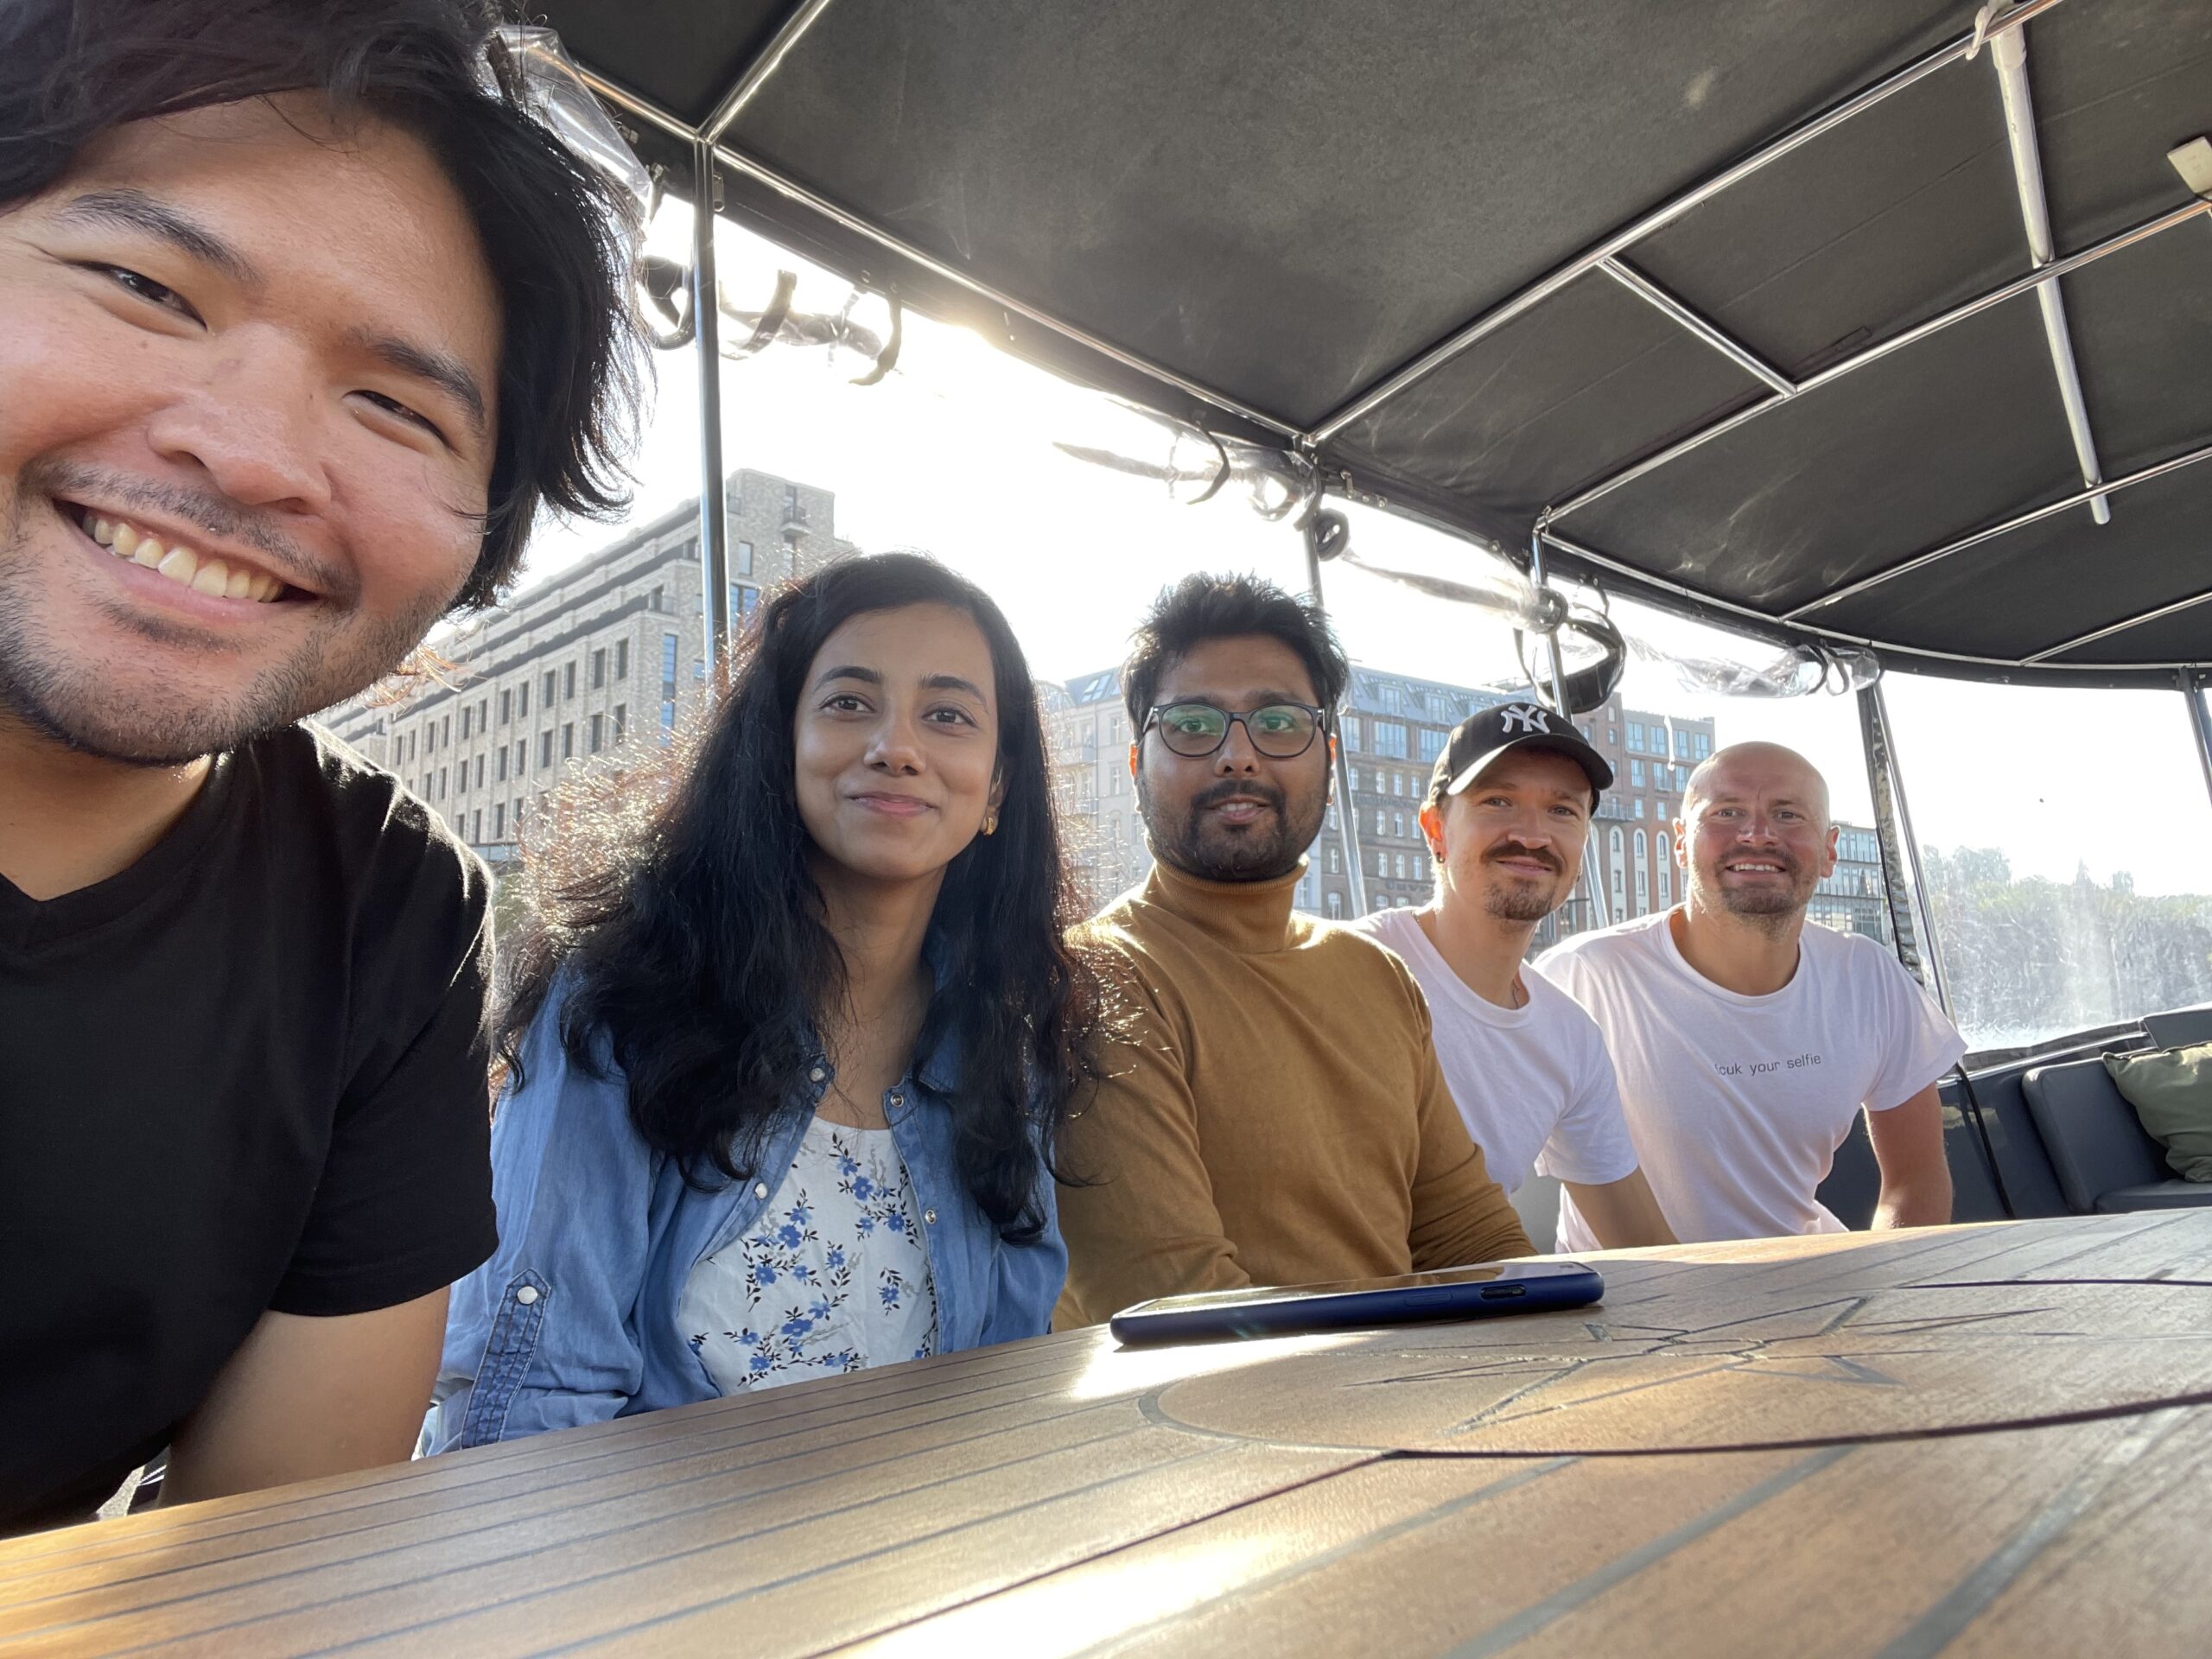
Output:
top-left (1144, 700), bottom-right (1329, 759)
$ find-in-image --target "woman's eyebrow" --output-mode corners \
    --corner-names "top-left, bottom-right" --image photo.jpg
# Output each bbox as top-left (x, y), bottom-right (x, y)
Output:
top-left (920, 674), bottom-right (988, 700)
top-left (57, 188), bottom-right (261, 288)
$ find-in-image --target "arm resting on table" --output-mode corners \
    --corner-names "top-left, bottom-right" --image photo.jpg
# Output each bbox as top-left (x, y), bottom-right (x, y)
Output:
top-left (1867, 1083), bottom-right (1954, 1230)
top-left (162, 1289), bottom-right (447, 1505)
top-left (1561, 1168), bottom-right (1677, 1249)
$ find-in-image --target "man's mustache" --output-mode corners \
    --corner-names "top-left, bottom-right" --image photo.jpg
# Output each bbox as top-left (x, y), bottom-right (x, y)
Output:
top-left (1484, 841), bottom-right (1562, 873)
top-left (1192, 779), bottom-right (1287, 812)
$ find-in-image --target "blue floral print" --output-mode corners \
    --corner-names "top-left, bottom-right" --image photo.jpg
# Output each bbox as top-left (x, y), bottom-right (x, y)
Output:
top-left (680, 1116), bottom-right (938, 1395)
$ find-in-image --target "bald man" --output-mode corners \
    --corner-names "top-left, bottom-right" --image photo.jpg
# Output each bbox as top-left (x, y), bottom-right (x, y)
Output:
top-left (1536, 743), bottom-right (1961, 1246)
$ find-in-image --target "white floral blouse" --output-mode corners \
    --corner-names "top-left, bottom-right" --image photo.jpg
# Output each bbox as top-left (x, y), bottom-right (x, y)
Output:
top-left (678, 1113), bottom-right (939, 1395)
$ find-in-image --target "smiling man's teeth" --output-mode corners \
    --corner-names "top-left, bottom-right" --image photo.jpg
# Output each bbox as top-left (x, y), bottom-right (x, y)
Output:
top-left (82, 509), bottom-right (285, 603)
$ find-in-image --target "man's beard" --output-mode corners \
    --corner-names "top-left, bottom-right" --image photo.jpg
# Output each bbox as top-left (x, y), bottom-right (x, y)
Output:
top-left (1705, 854), bottom-right (1816, 927)
top-left (0, 463), bottom-right (444, 766)
top-left (1140, 772), bottom-right (1325, 883)
top-left (1480, 842), bottom-right (1568, 923)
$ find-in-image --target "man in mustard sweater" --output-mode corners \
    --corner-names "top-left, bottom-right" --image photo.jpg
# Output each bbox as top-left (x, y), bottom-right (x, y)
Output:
top-left (1055, 575), bottom-right (1532, 1328)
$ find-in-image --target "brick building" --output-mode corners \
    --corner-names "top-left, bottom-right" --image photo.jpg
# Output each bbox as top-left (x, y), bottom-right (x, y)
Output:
top-left (320, 470), bottom-right (842, 863)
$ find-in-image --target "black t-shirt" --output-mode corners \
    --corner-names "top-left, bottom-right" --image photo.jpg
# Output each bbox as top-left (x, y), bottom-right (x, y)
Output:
top-left (0, 724), bottom-right (498, 1532)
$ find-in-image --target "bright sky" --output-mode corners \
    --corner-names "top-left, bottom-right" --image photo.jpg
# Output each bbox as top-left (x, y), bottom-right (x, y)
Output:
top-left (513, 206), bottom-right (2212, 898)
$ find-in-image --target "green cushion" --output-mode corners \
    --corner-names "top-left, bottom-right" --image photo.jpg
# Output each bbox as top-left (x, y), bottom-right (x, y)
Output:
top-left (2103, 1043), bottom-right (2212, 1183)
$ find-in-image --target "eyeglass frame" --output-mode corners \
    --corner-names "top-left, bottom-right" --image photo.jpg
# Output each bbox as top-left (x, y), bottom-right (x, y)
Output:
top-left (1141, 699), bottom-right (1333, 760)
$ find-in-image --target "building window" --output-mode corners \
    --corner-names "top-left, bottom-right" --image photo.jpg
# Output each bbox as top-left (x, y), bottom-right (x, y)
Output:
top-left (539, 731), bottom-right (553, 768)
top-left (1391, 772), bottom-right (1405, 797)
top-left (542, 670), bottom-right (556, 706)
top-left (438, 766), bottom-right (448, 798)
top-left (460, 706), bottom-right (471, 741)
top-left (1327, 845), bottom-right (1340, 874)
top-left (613, 703), bottom-right (626, 744)
top-left (496, 747), bottom-right (508, 783)
top-left (493, 803), bottom-right (505, 840)
top-left (471, 809), bottom-right (481, 842)
top-left (442, 715), bottom-right (450, 746)
top-left (1634, 829), bottom-right (1650, 918)
top-left (474, 755), bottom-right (484, 789)
top-left (1626, 721), bottom-right (1642, 753)
top-left (1325, 893), bottom-right (1344, 920)
top-left (499, 689), bottom-right (512, 726)
top-left (561, 722), bottom-right (574, 759)
top-left (479, 697), bottom-right (488, 733)
top-left (516, 738), bottom-right (527, 774)
top-left (1373, 721), bottom-right (1408, 759)
top-left (590, 647), bottom-right (606, 690)
top-left (1635, 798), bottom-right (1646, 818)
top-left (736, 539), bottom-right (754, 578)
top-left (1395, 853), bottom-right (1408, 880)
top-left (518, 682), bottom-right (530, 718)
top-left (1376, 810), bottom-right (1388, 836)
top-left (1657, 837), bottom-right (1673, 906)
top-left (1340, 715), bottom-right (1362, 751)
top-left (614, 639), bottom-right (629, 680)
top-left (1392, 811), bottom-right (1405, 838)
top-left (563, 662), bottom-right (576, 700)
top-left (1609, 826), bottom-right (1627, 913)
top-left (455, 760), bottom-right (466, 796)
top-left (1630, 758), bottom-right (1645, 788)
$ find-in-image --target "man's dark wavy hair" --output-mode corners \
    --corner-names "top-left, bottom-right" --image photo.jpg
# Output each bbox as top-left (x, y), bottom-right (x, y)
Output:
top-left (1122, 572), bottom-right (1351, 727)
top-left (500, 553), bottom-right (1103, 1242)
top-left (0, 0), bottom-right (642, 608)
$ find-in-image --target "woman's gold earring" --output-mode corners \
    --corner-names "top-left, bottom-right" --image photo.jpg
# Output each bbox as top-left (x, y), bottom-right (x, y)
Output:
top-left (983, 811), bottom-right (999, 836)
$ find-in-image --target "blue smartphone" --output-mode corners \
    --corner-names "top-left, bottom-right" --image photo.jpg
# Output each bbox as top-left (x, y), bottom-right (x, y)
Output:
top-left (1108, 1259), bottom-right (1603, 1346)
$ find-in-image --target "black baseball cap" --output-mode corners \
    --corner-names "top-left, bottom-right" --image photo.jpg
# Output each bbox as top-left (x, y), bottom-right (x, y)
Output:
top-left (1425, 701), bottom-right (1614, 809)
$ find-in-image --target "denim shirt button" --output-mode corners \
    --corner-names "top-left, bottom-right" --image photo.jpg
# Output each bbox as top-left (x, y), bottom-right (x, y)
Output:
top-left (889, 1090), bottom-right (906, 1110)
top-left (515, 1285), bottom-right (540, 1306)
top-left (808, 1066), bottom-right (826, 1084)
top-left (754, 1181), bottom-right (770, 1200)
top-left (923, 1208), bottom-right (938, 1225)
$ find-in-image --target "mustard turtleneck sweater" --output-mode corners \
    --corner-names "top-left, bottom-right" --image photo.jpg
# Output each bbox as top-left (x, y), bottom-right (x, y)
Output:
top-left (1054, 857), bottom-right (1533, 1328)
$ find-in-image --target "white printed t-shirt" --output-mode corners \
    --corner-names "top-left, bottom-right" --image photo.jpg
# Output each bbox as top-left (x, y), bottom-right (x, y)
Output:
top-left (1538, 911), bottom-right (1963, 1250)
top-left (1351, 908), bottom-right (1639, 1200)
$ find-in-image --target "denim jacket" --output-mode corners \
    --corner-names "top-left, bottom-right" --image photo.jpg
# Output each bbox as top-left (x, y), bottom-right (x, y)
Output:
top-left (425, 982), bottom-right (1066, 1449)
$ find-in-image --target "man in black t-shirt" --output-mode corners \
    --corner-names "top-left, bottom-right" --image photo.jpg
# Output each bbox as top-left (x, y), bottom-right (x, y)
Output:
top-left (0, 0), bottom-right (639, 1531)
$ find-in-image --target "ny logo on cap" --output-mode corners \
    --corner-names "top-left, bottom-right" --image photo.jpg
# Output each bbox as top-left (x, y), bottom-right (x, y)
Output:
top-left (1498, 703), bottom-right (1552, 734)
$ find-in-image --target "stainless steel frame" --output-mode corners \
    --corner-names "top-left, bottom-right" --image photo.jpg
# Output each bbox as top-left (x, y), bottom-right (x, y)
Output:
top-left (1788, 438), bottom-right (2212, 623)
top-left (1858, 679), bottom-right (1953, 1016)
top-left (1992, 27), bottom-right (2110, 524)
top-left (1549, 198), bottom-right (2210, 524)
top-left (1529, 524), bottom-right (1610, 931)
top-left (1305, 0), bottom-right (2069, 447)
top-left (690, 139), bottom-right (733, 668)
top-left (700, 0), bottom-right (841, 143)
top-left (1599, 258), bottom-right (1796, 396)
top-left (1536, 520), bottom-right (2212, 676)
top-left (2187, 671), bottom-right (2212, 818)
top-left (1302, 540), bottom-right (1369, 918)
top-left (2027, 586), bottom-right (2212, 665)
top-left (578, 69), bottom-right (1303, 442)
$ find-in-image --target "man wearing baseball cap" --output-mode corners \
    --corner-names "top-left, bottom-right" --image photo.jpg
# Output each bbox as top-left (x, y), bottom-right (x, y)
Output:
top-left (1353, 702), bottom-right (1675, 1250)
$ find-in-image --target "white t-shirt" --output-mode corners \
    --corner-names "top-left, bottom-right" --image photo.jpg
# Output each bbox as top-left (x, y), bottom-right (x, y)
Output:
top-left (1351, 908), bottom-right (1639, 1203)
top-left (1537, 910), bottom-right (1965, 1249)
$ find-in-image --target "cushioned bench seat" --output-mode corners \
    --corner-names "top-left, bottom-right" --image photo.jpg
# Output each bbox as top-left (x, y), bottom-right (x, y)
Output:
top-left (2022, 1057), bottom-right (2212, 1216)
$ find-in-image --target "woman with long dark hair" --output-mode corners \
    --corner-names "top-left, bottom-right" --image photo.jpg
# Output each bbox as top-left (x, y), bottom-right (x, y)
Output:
top-left (427, 553), bottom-right (1096, 1444)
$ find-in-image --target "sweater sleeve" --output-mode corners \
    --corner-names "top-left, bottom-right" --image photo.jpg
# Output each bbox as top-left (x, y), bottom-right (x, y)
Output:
top-left (1405, 997), bottom-right (1536, 1270)
top-left (1052, 949), bottom-right (1251, 1328)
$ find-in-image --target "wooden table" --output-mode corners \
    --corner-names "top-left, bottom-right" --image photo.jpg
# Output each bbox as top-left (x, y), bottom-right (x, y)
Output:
top-left (6, 1212), bottom-right (2209, 1656)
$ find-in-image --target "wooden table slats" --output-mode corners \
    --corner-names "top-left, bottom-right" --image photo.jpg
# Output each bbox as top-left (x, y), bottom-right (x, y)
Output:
top-left (4, 1212), bottom-right (2208, 1657)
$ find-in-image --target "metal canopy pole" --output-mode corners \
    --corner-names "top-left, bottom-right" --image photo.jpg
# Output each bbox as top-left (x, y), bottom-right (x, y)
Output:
top-left (1306, 0), bottom-right (2069, 446)
top-left (1549, 197), bottom-right (2210, 524)
top-left (1857, 679), bottom-right (1953, 1015)
top-left (1303, 533), bottom-right (1369, 917)
top-left (691, 138), bottom-right (733, 673)
top-left (2186, 671), bottom-right (2212, 819)
top-left (1530, 522), bottom-right (1611, 931)
top-left (1599, 258), bottom-right (1796, 395)
top-left (701, 0), bottom-right (840, 143)
top-left (1991, 27), bottom-right (2111, 524)
top-left (1790, 436), bottom-right (2212, 621)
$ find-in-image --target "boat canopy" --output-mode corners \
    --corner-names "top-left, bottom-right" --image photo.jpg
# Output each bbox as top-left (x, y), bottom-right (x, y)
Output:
top-left (542, 0), bottom-right (2209, 686)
